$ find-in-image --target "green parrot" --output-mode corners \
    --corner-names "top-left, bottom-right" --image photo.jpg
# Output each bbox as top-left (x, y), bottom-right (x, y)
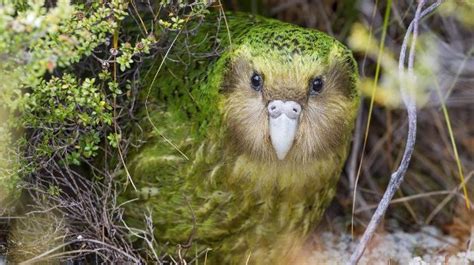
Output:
top-left (124, 12), bottom-right (359, 264)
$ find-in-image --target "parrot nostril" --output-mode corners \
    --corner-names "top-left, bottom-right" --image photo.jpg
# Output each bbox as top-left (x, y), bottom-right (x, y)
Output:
top-left (268, 101), bottom-right (284, 118)
top-left (282, 101), bottom-right (301, 119)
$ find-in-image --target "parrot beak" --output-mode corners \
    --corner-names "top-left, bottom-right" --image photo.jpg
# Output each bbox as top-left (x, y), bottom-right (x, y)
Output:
top-left (267, 100), bottom-right (302, 160)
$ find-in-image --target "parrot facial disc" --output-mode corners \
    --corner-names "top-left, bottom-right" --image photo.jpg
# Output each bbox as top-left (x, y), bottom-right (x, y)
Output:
top-left (267, 100), bottom-right (301, 160)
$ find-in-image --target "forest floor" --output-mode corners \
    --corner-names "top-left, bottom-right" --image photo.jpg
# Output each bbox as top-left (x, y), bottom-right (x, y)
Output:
top-left (309, 224), bottom-right (473, 264)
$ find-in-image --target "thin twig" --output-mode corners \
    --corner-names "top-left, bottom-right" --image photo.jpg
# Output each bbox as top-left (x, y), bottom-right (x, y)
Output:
top-left (145, 30), bottom-right (190, 160)
top-left (351, 0), bottom-right (390, 238)
top-left (348, 1), bottom-right (444, 264)
top-left (356, 170), bottom-right (473, 213)
top-left (19, 238), bottom-right (141, 265)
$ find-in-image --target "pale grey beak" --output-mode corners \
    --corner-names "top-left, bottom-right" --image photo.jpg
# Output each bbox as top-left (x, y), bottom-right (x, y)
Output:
top-left (267, 100), bottom-right (301, 160)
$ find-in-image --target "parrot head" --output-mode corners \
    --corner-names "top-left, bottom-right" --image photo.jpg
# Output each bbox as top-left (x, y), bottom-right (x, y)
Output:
top-left (220, 23), bottom-right (359, 163)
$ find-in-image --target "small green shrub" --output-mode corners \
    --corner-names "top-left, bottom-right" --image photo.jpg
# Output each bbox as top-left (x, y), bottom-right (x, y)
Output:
top-left (0, 0), bottom-right (129, 195)
top-left (1, 0), bottom-right (214, 262)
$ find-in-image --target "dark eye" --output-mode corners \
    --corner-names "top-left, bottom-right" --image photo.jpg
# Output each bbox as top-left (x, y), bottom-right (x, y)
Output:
top-left (250, 72), bottom-right (263, 91)
top-left (310, 76), bottom-right (324, 95)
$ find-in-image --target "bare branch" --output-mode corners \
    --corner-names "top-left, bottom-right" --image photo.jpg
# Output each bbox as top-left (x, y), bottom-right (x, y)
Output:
top-left (348, 1), bottom-right (444, 264)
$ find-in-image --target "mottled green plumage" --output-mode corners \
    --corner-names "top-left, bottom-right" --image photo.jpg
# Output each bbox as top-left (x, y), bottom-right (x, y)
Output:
top-left (124, 13), bottom-right (359, 264)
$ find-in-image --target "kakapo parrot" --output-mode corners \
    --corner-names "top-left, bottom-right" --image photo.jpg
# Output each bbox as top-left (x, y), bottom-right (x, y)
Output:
top-left (124, 12), bottom-right (359, 264)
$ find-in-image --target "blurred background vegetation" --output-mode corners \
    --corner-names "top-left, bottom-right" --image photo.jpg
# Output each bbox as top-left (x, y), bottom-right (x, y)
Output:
top-left (0, 0), bottom-right (472, 263)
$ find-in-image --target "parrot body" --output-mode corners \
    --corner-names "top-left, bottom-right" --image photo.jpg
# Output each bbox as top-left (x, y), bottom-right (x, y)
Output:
top-left (125, 13), bottom-right (359, 264)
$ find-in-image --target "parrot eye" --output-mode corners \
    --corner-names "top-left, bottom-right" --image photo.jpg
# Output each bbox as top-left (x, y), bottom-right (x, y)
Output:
top-left (250, 72), bottom-right (263, 91)
top-left (309, 76), bottom-right (324, 95)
